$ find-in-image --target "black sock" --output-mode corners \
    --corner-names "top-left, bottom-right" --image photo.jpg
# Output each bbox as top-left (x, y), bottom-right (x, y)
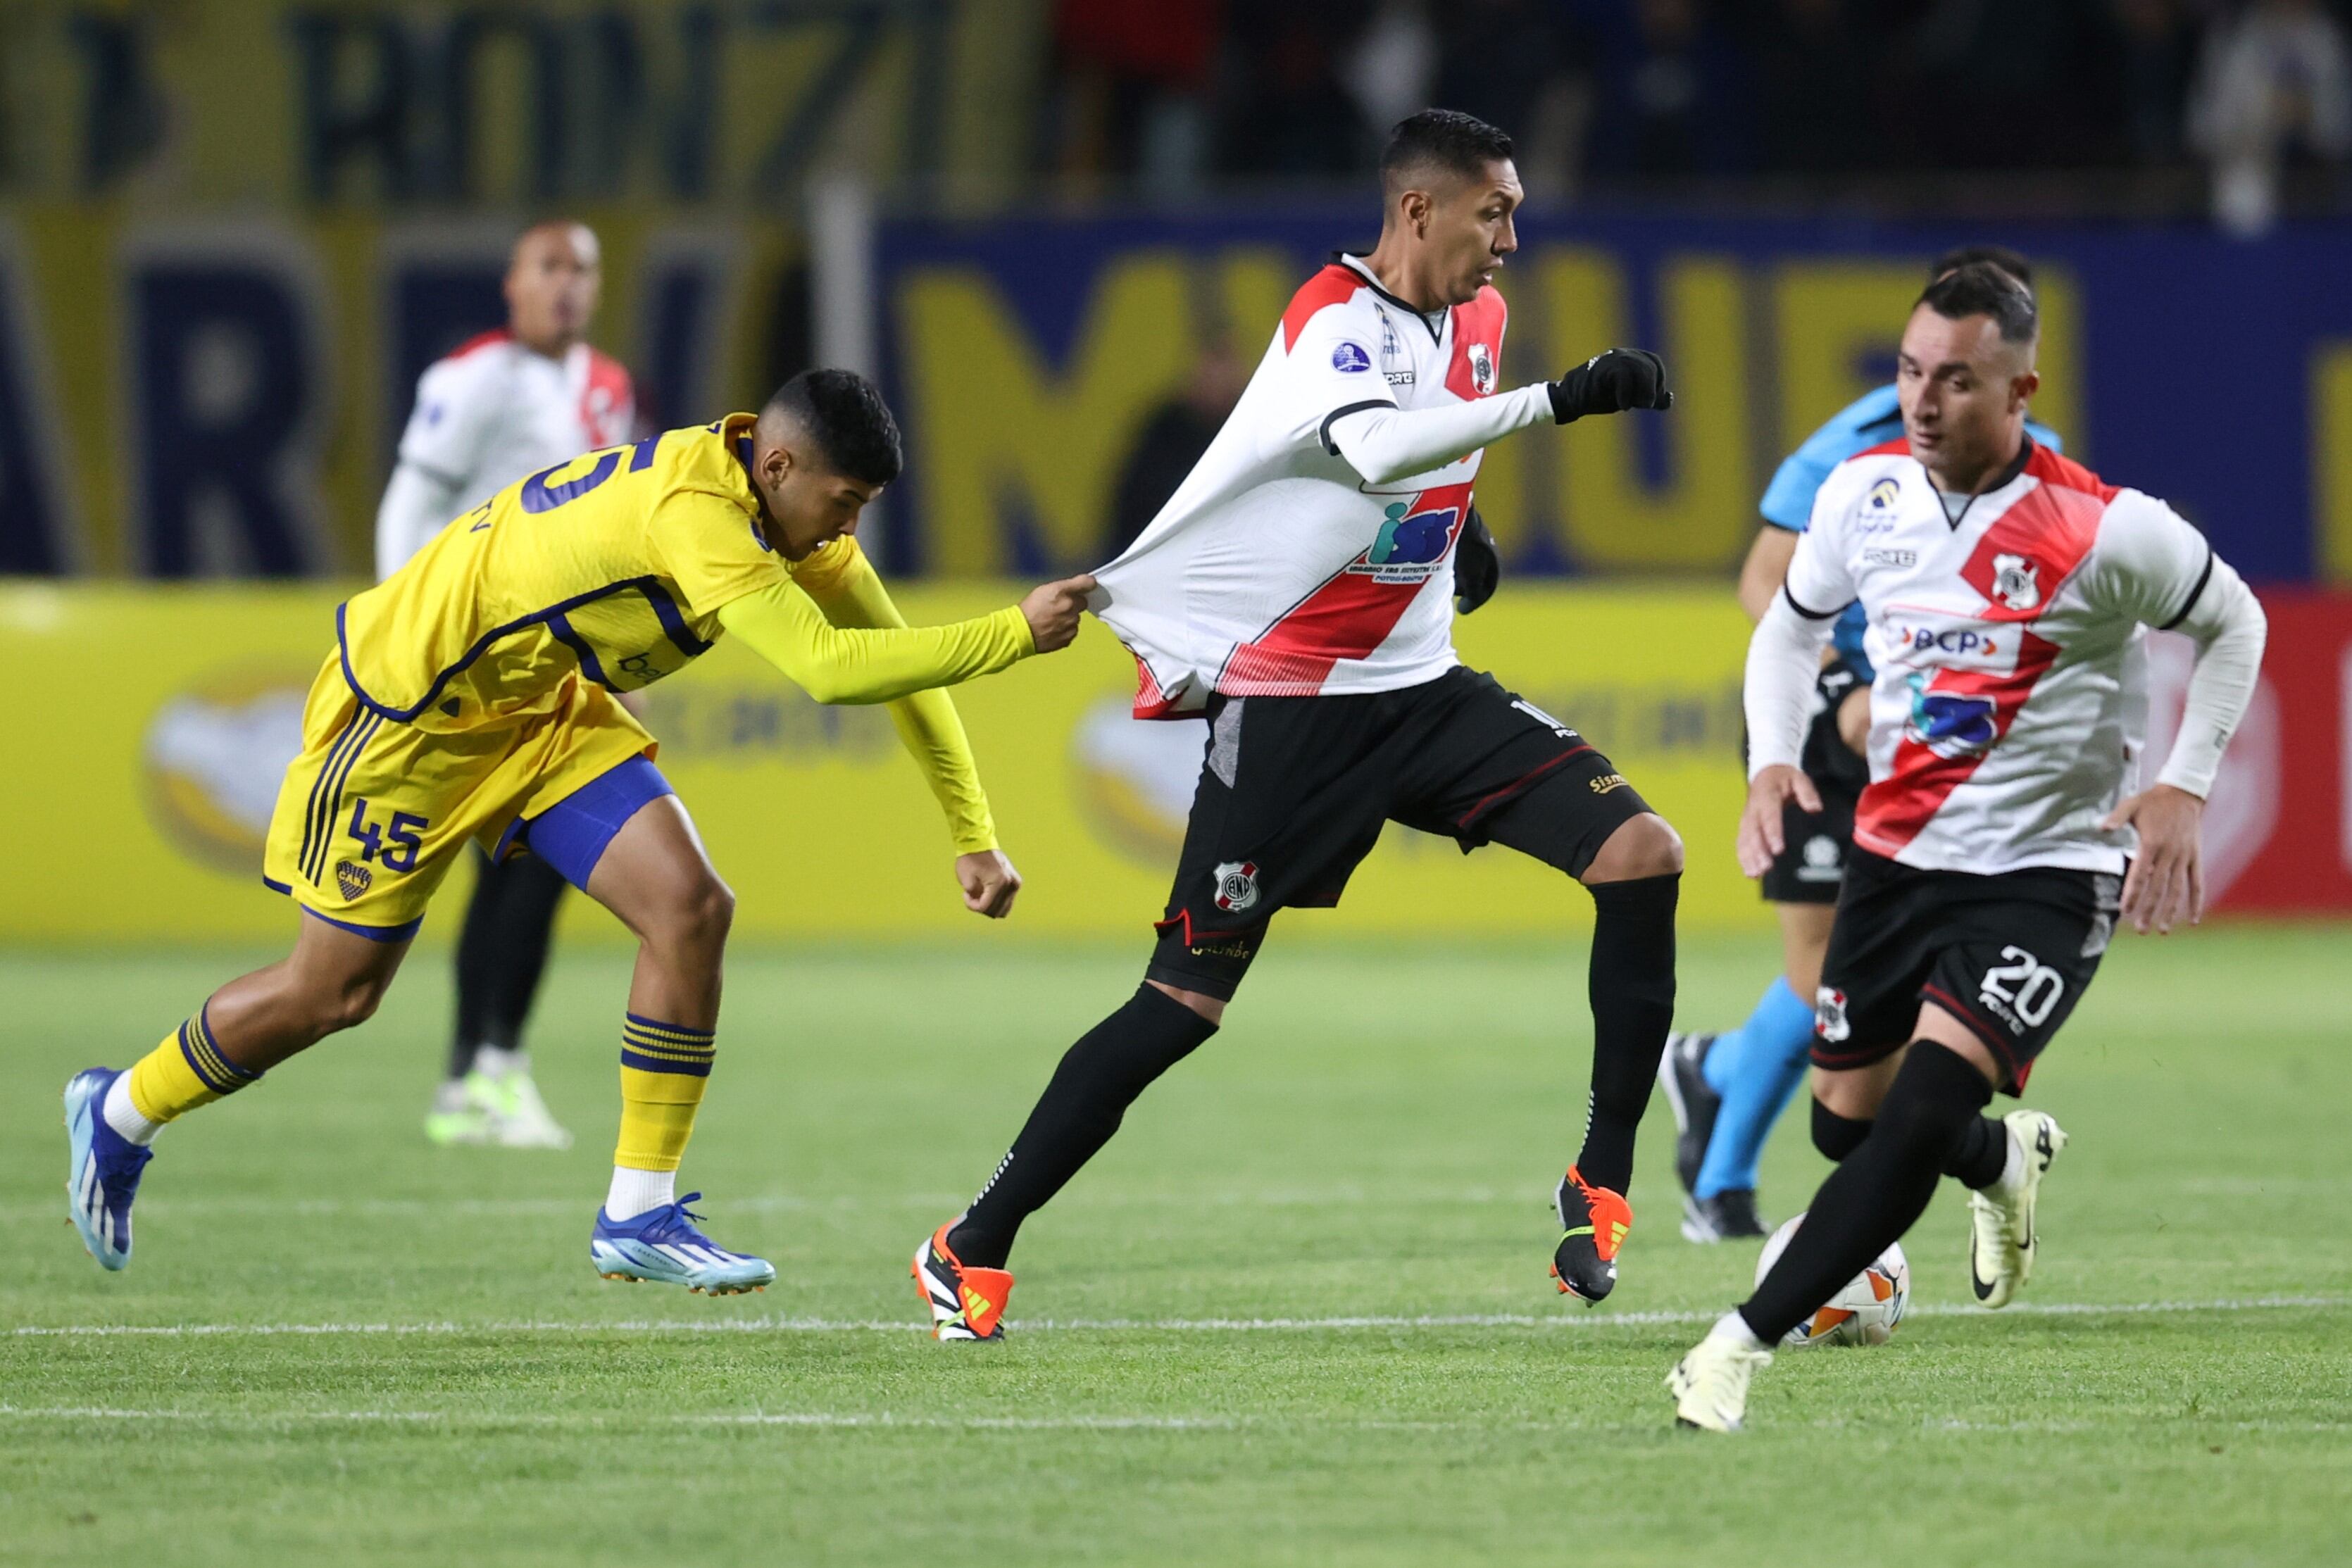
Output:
top-left (449, 851), bottom-right (568, 1079)
top-left (950, 984), bottom-right (1219, 1268)
top-left (1946, 1114), bottom-right (2010, 1189)
top-left (1811, 1098), bottom-right (1873, 1163)
top-left (1740, 1041), bottom-right (1991, 1344)
top-left (1572, 874), bottom-right (1678, 1193)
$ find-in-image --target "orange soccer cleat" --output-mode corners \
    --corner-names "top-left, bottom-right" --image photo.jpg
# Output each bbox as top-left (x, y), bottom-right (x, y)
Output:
top-left (1551, 1165), bottom-right (1633, 1304)
top-left (911, 1219), bottom-right (1015, 1341)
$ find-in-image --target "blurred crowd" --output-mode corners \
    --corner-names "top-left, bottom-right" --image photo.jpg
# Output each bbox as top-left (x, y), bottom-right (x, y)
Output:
top-left (1040, 0), bottom-right (2352, 231)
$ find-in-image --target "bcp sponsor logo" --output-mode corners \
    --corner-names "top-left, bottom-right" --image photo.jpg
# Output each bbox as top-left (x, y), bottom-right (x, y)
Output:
top-left (1883, 615), bottom-right (2007, 666)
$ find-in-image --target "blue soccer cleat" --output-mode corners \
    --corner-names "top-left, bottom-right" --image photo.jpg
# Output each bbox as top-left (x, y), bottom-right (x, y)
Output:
top-left (63, 1069), bottom-right (153, 1272)
top-left (589, 1193), bottom-right (774, 1295)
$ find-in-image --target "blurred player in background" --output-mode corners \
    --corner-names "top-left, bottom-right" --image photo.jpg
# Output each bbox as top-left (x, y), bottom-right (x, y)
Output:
top-left (1668, 265), bottom-right (2265, 1431)
top-left (914, 110), bottom-right (1682, 1342)
top-left (377, 219), bottom-right (635, 1151)
top-left (1656, 247), bottom-right (2064, 1244)
top-left (63, 370), bottom-right (1096, 1293)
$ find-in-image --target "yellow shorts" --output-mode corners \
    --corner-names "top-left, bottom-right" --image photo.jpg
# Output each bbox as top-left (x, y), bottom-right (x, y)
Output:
top-left (261, 653), bottom-right (656, 939)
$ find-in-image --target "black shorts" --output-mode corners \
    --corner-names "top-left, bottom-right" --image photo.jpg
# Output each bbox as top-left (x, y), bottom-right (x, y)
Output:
top-left (1813, 847), bottom-right (2121, 1094)
top-left (1755, 657), bottom-right (1871, 905)
top-left (1146, 667), bottom-right (1655, 1000)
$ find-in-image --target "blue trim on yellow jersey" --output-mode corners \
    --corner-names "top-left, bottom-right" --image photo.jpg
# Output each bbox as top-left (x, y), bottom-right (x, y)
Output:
top-left (337, 577), bottom-right (692, 723)
top-left (544, 612), bottom-right (618, 690)
top-left (640, 579), bottom-right (715, 658)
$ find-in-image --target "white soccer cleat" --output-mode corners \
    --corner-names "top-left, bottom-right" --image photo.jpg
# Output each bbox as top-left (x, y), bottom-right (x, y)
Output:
top-left (1966, 1109), bottom-right (2068, 1309)
top-left (482, 1062), bottom-right (573, 1150)
top-left (1667, 1325), bottom-right (1772, 1434)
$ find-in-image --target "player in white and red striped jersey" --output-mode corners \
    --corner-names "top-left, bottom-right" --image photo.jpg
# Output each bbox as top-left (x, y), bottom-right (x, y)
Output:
top-left (1669, 264), bottom-right (2266, 1433)
top-left (911, 110), bottom-right (1684, 1343)
top-left (376, 220), bottom-right (636, 1153)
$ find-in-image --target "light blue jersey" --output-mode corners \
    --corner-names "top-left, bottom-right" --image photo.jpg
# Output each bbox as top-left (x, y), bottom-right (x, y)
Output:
top-left (1759, 385), bottom-right (2062, 678)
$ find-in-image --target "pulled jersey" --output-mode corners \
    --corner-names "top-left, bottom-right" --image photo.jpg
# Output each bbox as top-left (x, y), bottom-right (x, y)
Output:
top-left (1093, 254), bottom-right (1523, 716)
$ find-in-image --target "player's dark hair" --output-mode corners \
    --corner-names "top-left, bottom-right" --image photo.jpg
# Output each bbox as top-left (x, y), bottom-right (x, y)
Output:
top-left (765, 369), bottom-right (902, 487)
top-left (1928, 244), bottom-right (2034, 291)
top-left (1381, 109), bottom-right (1514, 194)
top-left (1917, 262), bottom-right (2039, 346)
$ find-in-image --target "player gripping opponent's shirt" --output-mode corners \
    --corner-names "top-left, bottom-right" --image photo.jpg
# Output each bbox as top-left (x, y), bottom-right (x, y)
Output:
top-left (65, 373), bottom-right (1095, 1296)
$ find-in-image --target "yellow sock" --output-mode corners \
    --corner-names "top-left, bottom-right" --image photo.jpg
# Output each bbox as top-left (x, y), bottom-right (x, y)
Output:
top-left (614, 1014), bottom-right (715, 1172)
top-left (126, 1009), bottom-right (261, 1124)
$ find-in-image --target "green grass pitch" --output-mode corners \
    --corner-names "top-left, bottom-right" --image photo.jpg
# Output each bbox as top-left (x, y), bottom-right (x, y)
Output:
top-left (4, 927), bottom-right (2347, 1565)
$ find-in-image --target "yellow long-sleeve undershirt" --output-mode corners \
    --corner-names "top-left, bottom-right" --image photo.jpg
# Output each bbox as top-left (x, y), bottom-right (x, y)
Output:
top-left (713, 539), bottom-right (1026, 854)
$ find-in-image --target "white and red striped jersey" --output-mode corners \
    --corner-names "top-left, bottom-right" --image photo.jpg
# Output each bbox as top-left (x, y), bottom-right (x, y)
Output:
top-left (1785, 438), bottom-right (2232, 876)
top-left (376, 330), bottom-right (634, 579)
top-left (1091, 254), bottom-right (1536, 717)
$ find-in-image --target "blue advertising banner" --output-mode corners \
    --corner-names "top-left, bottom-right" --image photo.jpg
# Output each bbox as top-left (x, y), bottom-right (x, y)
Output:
top-left (873, 209), bottom-right (2352, 586)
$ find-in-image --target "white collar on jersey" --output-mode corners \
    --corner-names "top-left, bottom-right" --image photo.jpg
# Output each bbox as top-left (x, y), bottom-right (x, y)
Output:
top-left (1924, 433), bottom-right (2037, 531)
top-left (1334, 251), bottom-right (1447, 344)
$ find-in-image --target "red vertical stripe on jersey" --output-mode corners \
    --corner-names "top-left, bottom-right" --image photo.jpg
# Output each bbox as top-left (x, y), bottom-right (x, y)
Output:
top-left (1280, 266), bottom-right (1366, 353)
top-left (1856, 630), bottom-right (2062, 856)
top-left (1220, 481), bottom-right (1474, 697)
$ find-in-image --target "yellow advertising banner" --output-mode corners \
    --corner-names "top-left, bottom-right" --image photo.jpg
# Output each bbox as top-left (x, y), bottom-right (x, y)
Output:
top-left (0, 582), bottom-right (1767, 944)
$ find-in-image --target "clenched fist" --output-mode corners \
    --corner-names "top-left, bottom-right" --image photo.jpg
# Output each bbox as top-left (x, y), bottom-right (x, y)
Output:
top-left (1550, 349), bottom-right (1674, 422)
top-left (1020, 574), bottom-right (1096, 653)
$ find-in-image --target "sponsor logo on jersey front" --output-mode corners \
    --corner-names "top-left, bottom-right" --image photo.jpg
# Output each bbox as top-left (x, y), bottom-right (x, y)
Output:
top-left (1902, 670), bottom-right (1998, 758)
top-left (1352, 500), bottom-right (1458, 580)
top-left (1332, 341), bottom-right (1373, 373)
top-left (1883, 611), bottom-right (2008, 667)
top-left (1212, 860), bottom-right (1260, 912)
top-left (1868, 477), bottom-right (1901, 510)
top-left (1862, 547), bottom-right (1917, 567)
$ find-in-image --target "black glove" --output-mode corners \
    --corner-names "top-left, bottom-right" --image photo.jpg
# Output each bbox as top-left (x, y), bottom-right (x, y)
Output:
top-left (1453, 506), bottom-right (1500, 615)
top-left (1549, 348), bottom-right (1673, 423)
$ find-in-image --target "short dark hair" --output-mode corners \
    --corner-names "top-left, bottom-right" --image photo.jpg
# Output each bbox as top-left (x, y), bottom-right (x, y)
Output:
top-left (1916, 262), bottom-right (2039, 346)
top-left (1381, 109), bottom-right (1514, 195)
top-left (764, 369), bottom-right (902, 487)
top-left (1928, 244), bottom-right (2034, 291)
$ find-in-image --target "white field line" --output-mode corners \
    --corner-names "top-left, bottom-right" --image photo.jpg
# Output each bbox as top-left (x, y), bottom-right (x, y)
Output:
top-left (7, 1175), bottom-right (2346, 1224)
top-left (0, 1403), bottom-right (2343, 1437)
top-left (8, 1294), bottom-right (2342, 1341)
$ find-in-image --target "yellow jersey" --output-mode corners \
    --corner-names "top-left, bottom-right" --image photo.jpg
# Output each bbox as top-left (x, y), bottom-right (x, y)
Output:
top-left (337, 412), bottom-right (1031, 853)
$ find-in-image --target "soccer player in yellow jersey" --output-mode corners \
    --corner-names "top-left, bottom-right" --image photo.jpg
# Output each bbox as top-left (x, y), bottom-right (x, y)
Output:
top-left (63, 370), bottom-right (1094, 1292)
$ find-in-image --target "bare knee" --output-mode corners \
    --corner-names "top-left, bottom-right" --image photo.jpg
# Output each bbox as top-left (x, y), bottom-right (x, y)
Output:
top-left (647, 872), bottom-right (734, 954)
top-left (1147, 980), bottom-right (1225, 1027)
top-left (1582, 812), bottom-right (1684, 884)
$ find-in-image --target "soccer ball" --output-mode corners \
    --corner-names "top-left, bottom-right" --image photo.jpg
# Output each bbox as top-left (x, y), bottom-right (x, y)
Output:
top-left (1753, 1212), bottom-right (1909, 1348)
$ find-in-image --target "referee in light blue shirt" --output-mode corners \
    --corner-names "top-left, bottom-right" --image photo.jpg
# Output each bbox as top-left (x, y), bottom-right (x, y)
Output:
top-left (1655, 247), bottom-right (2064, 1243)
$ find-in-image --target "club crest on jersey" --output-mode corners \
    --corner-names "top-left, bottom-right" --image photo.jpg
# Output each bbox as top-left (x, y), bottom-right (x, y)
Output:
top-left (1332, 341), bottom-right (1373, 373)
top-left (1212, 860), bottom-right (1260, 912)
top-left (1868, 477), bottom-right (1901, 510)
top-left (1467, 342), bottom-right (1495, 395)
top-left (1990, 552), bottom-right (2041, 612)
top-left (1903, 671), bottom-right (1998, 758)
